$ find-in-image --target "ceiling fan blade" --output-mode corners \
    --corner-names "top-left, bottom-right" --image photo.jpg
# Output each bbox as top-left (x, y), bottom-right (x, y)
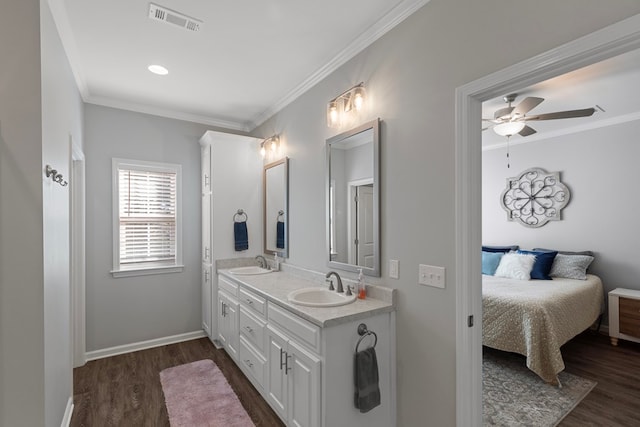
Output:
top-left (512, 97), bottom-right (544, 116)
top-left (494, 106), bottom-right (514, 120)
top-left (518, 125), bottom-right (537, 137)
top-left (526, 108), bottom-right (596, 121)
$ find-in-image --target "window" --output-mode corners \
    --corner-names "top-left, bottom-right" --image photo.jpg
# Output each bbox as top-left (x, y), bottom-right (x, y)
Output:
top-left (112, 158), bottom-right (183, 277)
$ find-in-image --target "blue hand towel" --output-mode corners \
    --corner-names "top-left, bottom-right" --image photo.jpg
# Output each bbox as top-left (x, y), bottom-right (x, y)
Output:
top-left (354, 347), bottom-right (380, 413)
top-left (276, 221), bottom-right (285, 249)
top-left (234, 221), bottom-right (248, 251)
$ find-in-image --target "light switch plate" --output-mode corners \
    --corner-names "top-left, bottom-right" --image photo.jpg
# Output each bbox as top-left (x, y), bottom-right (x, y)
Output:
top-left (389, 259), bottom-right (399, 279)
top-left (418, 264), bottom-right (445, 288)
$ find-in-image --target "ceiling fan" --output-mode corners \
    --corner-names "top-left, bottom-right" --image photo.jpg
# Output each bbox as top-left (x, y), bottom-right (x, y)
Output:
top-left (483, 93), bottom-right (596, 137)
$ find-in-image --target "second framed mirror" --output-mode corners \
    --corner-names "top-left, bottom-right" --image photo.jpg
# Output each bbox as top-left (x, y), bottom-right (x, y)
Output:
top-left (263, 157), bottom-right (289, 258)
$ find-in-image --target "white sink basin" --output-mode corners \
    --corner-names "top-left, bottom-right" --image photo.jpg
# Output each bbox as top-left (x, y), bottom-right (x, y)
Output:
top-left (288, 287), bottom-right (357, 307)
top-left (229, 266), bottom-right (273, 275)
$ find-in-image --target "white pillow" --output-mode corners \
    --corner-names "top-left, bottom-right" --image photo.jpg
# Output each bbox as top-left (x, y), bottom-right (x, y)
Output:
top-left (494, 253), bottom-right (536, 280)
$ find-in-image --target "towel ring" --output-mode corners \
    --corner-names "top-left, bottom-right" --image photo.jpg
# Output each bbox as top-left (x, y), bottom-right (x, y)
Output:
top-left (355, 323), bottom-right (377, 353)
top-left (277, 210), bottom-right (284, 221)
top-left (233, 209), bottom-right (248, 222)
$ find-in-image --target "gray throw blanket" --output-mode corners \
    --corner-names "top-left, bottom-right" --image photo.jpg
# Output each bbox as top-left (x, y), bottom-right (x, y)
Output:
top-left (354, 347), bottom-right (380, 413)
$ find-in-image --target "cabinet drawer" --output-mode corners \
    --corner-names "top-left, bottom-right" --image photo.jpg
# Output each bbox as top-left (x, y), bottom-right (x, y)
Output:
top-left (268, 303), bottom-right (321, 353)
top-left (620, 297), bottom-right (640, 320)
top-left (219, 275), bottom-right (238, 297)
top-left (239, 336), bottom-right (266, 391)
top-left (239, 287), bottom-right (266, 317)
top-left (240, 306), bottom-right (266, 352)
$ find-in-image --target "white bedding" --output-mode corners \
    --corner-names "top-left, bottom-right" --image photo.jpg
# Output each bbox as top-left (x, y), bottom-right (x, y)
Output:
top-left (482, 274), bottom-right (603, 383)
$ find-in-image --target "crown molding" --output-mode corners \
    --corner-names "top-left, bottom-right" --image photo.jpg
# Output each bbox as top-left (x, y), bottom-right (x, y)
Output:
top-left (247, 0), bottom-right (431, 130)
top-left (86, 95), bottom-right (249, 131)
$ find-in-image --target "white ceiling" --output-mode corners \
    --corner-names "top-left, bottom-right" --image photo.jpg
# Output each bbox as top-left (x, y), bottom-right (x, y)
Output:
top-left (482, 48), bottom-right (640, 149)
top-left (49, 0), bottom-right (428, 131)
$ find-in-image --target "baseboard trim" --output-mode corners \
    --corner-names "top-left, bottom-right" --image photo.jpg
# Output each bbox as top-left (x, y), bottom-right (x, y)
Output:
top-left (85, 330), bottom-right (207, 361)
top-left (61, 397), bottom-right (74, 427)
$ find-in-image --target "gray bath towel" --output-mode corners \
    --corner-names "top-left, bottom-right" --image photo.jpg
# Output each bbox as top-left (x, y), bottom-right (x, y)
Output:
top-left (354, 347), bottom-right (380, 413)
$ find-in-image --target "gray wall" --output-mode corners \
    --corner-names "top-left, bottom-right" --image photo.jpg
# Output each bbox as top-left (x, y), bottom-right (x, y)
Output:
top-left (0, 0), bottom-right (83, 424)
top-left (252, 1), bottom-right (640, 425)
top-left (41, 0), bottom-right (84, 423)
top-left (84, 104), bottom-right (208, 351)
top-left (0, 1), bottom-right (45, 425)
top-left (483, 119), bottom-right (640, 300)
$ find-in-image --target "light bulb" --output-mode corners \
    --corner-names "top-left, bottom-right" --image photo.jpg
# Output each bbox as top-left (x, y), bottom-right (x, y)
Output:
top-left (260, 145), bottom-right (266, 157)
top-left (328, 101), bottom-right (339, 127)
top-left (271, 140), bottom-right (276, 151)
top-left (353, 88), bottom-right (364, 111)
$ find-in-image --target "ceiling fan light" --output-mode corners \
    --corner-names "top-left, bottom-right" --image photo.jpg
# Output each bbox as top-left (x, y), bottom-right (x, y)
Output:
top-left (494, 121), bottom-right (525, 137)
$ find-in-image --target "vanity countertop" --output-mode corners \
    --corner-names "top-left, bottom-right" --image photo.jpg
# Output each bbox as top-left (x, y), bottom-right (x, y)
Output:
top-left (218, 269), bottom-right (395, 328)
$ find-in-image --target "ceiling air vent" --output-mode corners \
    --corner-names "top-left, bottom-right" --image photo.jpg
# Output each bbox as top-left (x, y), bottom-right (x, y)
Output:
top-left (148, 3), bottom-right (202, 32)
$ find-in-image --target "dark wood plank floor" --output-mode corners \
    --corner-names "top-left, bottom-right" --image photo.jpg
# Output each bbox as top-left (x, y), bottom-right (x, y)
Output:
top-left (70, 337), bottom-right (284, 427)
top-left (71, 331), bottom-right (640, 426)
top-left (560, 330), bottom-right (640, 426)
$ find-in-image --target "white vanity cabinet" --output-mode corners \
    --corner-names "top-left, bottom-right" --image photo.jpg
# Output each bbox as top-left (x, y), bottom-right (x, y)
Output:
top-left (217, 271), bottom-right (396, 427)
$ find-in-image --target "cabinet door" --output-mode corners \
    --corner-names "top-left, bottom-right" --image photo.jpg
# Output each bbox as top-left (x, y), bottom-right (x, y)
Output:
top-left (218, 291), bottom-right (239, 361)
top-left (266, 326), bottom-right (288, 420)
top-left (202, 193), bottom-right (211, 263)
top-left (202, 264), bottom-right (212, 336)
top-left (201, 143), bottom-right (211, 193)
top-left (288, 340), bottom-right (321, 427)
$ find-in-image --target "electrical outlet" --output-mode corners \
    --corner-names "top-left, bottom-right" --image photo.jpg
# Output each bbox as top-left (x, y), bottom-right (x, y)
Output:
top-left (389, 259), bottom-right (399, 279)
top-left (418, 264), bottom-right (445, 288)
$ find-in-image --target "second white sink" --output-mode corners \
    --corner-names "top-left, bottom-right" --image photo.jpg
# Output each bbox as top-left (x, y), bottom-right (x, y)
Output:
top-left (288, 287), bottom-right (356, 307)
top-left (229, 266), bottom-right (273, 275)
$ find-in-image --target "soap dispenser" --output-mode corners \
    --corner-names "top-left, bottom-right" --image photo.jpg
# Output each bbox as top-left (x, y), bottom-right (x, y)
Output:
top-left (357, 268), bottom-right (366, 299)
top-left (273, 253), bottom-right (280, 271)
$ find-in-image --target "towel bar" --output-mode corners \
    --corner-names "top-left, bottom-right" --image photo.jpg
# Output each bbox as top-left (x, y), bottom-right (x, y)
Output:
top-left (233, 209), bottom-right (248, 222)
top-left (355, 323), bottom-right (377, 353)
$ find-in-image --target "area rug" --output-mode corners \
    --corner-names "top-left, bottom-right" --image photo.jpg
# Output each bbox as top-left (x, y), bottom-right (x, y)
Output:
top-left (483, 348), bottom-right (596, 426)
top-left (160, 359), bottom-right (255, 427)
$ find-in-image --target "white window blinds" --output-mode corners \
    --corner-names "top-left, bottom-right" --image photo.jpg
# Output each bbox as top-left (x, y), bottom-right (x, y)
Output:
top-left (117, 166), bottom-right (177, 267)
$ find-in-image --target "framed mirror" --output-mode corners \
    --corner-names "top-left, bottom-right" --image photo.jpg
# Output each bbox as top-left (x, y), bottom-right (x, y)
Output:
top-left (264, 157), bottom-right (289, 258)
top-left (326, 119), bottom-right (380, 277)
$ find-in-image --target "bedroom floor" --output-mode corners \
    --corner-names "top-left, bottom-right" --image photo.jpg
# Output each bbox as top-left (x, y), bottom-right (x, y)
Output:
top-left (559, 330), bottom-right (640, 426)
top-left (70, 331), bottom-right (639, 426)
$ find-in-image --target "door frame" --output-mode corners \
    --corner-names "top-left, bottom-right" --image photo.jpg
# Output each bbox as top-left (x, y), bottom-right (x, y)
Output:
top-left (71, 139), bottom-right (86, 367)
top-left (347, 178), bottom-right (374, 265)
top-left (454, 14), bottom-right (640, 426)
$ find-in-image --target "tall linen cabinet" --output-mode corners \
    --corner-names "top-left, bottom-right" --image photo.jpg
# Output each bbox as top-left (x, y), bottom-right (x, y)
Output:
top-left (199, 131), bottom-right (263, 340)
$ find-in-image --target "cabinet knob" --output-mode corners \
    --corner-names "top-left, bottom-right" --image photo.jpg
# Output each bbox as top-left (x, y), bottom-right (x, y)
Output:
top-left (246, 299), bottom-right (253, 305)
top-left (244, 359), bottom-right (253, 368)
top-left (244, 325), bottom-right (253, 333)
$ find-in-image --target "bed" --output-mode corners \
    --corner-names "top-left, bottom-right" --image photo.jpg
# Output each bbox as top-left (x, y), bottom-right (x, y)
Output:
top-left (482, 274), bottom-right (603, 384)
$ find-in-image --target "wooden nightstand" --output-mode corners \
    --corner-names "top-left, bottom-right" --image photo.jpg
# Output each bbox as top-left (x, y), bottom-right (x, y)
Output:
top-left (608, 288), bottom-right (640, 346)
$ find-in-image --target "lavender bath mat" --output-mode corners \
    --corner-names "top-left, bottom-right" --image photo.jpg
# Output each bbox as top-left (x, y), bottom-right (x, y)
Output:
top-left (160, 359), bottom-right (255, 427)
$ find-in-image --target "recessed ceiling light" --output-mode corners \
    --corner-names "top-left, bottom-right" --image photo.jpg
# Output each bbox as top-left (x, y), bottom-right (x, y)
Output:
top-left (148, 65), bottom-right (169, 75)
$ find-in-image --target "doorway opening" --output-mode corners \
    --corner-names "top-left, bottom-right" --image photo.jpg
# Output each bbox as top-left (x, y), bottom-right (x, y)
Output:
top-left (454, 14), bottom-right (640, 426)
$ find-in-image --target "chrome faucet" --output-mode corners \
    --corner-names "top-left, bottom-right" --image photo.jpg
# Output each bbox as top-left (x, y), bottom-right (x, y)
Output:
top-left (325, 271), bottom-right (344, 293)
top-left (255, 255), bottom-right (268, 269)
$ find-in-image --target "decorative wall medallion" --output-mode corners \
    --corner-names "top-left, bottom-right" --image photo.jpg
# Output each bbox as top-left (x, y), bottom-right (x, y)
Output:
top-left (500, 167), bottom-right (570, 228)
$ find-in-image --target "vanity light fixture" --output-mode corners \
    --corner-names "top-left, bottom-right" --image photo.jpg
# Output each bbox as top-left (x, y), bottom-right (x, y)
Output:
top-left (327, 83), bottom-right (366, 127)
top-left (261, 135), bottom-right (279, 157)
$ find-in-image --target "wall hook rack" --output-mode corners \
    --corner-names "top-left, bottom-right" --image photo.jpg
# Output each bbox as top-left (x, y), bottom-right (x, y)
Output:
top-left (45, 165), bottom-right (68, 187)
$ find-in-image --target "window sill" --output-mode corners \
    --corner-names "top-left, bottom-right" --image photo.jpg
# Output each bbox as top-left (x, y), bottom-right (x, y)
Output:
top-left (111, 264), bottom-right (185, 278)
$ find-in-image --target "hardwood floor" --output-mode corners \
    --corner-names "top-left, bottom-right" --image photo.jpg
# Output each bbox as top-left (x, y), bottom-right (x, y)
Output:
top-left (71, 331), bottom-right (639, 426)
top-left (70, 338), bottom-right (284, 427)
top-left (560, 330), bottom-right (640, 426)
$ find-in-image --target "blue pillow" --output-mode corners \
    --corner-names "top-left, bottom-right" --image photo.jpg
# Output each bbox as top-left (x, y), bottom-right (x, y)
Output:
top-left (482, 251), bottom-right (504, 275)
top-left (517, 249), bottom-right (558, 280)
top-left (482, 245), bottom-right (519, 253)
